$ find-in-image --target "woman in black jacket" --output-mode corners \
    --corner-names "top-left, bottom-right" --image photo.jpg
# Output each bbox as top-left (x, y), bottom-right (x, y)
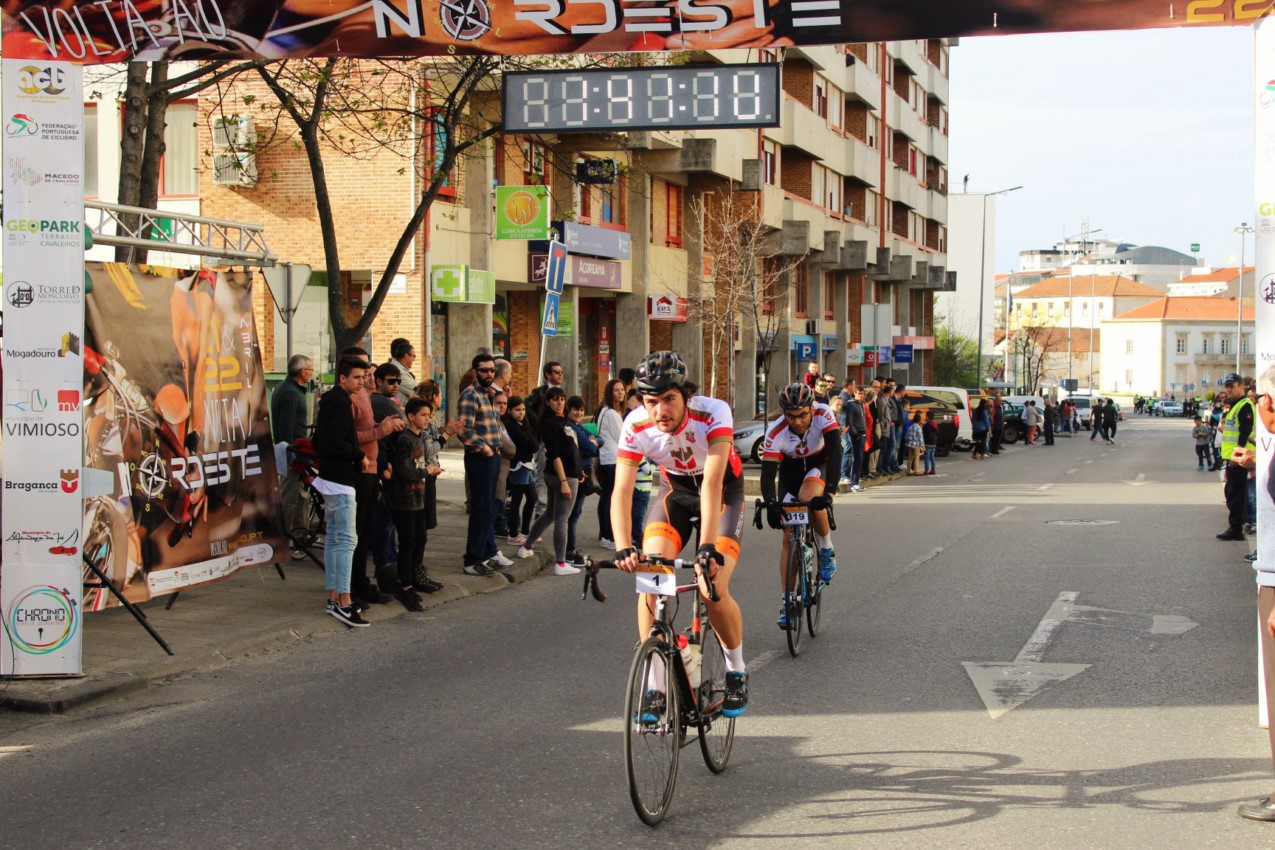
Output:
top-left (503, 395), bottom-right (539, 545)
top-left (517, 388), bottom-right (582, 575)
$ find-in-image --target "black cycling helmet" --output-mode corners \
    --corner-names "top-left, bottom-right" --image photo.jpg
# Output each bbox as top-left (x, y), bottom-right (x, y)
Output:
top-left (635, 351), bottom-right (688, 394)
top-left (779, 383), bottom-right (815, 410)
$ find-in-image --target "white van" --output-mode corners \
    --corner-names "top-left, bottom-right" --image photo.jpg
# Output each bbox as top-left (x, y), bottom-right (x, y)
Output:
top-left (900, 385), bottom-right (972, 455)
top-left (1003, 394), bottom-right (1047, 411)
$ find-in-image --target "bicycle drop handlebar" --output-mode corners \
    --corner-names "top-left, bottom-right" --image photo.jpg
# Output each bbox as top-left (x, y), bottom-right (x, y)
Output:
top-left (580, 555), bottom-right (720, 605)
top-left (752, 498), bottom-right (837, 531)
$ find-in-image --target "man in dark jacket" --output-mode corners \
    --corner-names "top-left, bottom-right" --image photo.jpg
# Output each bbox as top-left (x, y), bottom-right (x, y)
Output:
top-left (271, 354), bottom-right (313, 556)
top-left (838, 379), bottom-right (866, 491)
top-left (312, 356), bottom-right (373, 628)
top-left (989, 393), bottom-right (1005, 455)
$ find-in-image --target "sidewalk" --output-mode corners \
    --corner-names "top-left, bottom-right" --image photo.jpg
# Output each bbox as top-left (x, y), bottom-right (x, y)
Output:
top-left (0, 479), bottom-right (552, 713)
top-left (0, 454), bottom-right (905, 714)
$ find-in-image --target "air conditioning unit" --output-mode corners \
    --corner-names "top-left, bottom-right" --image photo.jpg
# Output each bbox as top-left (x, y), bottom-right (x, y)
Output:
top-left (804, 320), bottom-right (818, 335)
top-left (211, 116), bottom-right (254, 149)
top-left (212, 152), bottom-right (258, 186)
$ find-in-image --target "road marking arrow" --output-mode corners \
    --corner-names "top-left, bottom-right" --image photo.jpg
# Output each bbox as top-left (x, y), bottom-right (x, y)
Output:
top-left (962, 592), bottom-right (1197, 719)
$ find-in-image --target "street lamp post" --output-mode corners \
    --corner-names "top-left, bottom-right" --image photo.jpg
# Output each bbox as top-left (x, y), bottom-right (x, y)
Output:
top-left (1235, 222), bottom-right (1254, 375)
top-left (972, 184), bottom-right (1024, 387)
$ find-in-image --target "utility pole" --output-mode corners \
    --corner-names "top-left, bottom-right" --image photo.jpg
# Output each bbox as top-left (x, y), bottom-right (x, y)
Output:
top-left (972, 184), bottom-right (1024, 388)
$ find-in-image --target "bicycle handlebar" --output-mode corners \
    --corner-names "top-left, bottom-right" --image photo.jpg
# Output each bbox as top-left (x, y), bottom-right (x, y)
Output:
top-left (752, 498), bottom-right (837, 531)
top-left (580, 554), bottom-right (720, 604)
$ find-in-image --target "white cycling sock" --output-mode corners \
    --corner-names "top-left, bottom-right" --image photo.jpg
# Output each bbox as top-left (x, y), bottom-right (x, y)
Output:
top-left (722, 643), bottom-right (746, 673)
top-left (645, 653), bottom-right (667, 692)
top-left (816, 532), bottom-right (833, 550)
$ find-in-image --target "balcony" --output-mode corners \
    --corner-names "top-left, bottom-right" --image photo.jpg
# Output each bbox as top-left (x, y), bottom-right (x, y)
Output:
top-left (778, 97), bottom-right (829, 160)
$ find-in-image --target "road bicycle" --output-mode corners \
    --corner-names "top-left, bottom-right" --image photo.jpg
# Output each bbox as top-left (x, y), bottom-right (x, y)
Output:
top-left (753, 498), bottom-right (836, 657)
top-left (582, 553), bottom-right (736, 826)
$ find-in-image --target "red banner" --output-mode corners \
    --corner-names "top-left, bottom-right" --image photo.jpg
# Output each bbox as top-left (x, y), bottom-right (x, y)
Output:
top-left (2, 0), bottom-right (1265, 63)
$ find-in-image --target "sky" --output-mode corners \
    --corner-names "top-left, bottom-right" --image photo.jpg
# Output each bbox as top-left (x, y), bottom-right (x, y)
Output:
top-left (948, 26), bottom-right (1255, 274)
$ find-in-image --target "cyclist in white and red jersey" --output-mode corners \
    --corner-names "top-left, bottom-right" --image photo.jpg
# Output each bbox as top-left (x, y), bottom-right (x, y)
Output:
top-left (760, 383), bottom-right (842, 628)
top-left (611, 351), bottom-right (749, 717)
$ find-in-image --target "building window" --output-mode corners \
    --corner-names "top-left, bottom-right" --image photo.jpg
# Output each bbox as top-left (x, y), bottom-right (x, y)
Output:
top-left (762, 140), bottom-right (778, 185)
top-left (823, 272), bottom-right (835, 319)
top-left (424, 109), bottom-right (457, 198)
top-left (84, 103), bottom-right (98, 198)
top-left (793, 264), bottom-right (809, 317)
top-left (666, 184), bottom-right (683, 247)
top-left (1243, 334), bottom-right (1250, 354)
top-left (1125, 340), bottom-right (1134, 355)
top-left (1203, 338), bottom-right (1211, 354)
top-left (523, 139), bottom-right (547, 185)
top-left (867, 115), bottom-right (879, 150)
top-left (161, 101), bottom-right (198, 196)
top-left (864, 189), bottom-right (878, 228)
top-left (815, 79), bottom-right (828, 119)
top-left (1126, 369), bottom-right (1134, 385)
top-left (1176, 335), bottom-right (1187, 353)
top-left (1221, 336), bottom-right (1232, 355)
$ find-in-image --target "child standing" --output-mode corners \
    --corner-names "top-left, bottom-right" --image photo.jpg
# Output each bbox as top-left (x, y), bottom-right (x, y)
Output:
top-left (904, 410), bottom-right (925, 474)
top-left (387, 398), bottom-right (443, 611)
top-left (1192, 415), bottom-right (1210, 471)
top-left (503, 395), bottom-right (539, 545)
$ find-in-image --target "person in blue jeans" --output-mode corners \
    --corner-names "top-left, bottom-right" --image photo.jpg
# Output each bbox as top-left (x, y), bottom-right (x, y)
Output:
top-left (566, 395), bottom-right (603, 563)
top-left (312, 356), bottom-right (374, 628)
top-left (921, 409), bottom-right (938, 474)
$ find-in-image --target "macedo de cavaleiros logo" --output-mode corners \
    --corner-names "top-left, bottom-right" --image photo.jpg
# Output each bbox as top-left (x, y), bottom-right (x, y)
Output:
top-left (496, 185), bottom-right (549, 240)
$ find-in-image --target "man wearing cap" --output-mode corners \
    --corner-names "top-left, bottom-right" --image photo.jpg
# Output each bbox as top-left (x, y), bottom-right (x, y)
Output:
top-left (1218, 373), bottom-right (1256, 542)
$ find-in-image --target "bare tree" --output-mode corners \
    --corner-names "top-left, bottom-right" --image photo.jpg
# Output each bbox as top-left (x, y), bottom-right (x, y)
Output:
top-left (675, 188), bottom-right (802, 408)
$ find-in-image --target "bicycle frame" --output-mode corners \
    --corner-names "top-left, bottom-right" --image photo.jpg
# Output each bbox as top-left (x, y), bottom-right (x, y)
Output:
top-left (643, 576), bottom-right (713, 730)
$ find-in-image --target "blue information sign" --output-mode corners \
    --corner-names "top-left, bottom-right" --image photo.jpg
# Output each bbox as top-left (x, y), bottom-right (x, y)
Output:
top-left (894, 344), bottom-right (914, 364)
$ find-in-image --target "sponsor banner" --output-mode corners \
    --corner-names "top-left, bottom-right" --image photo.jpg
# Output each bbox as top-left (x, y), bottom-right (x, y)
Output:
top-left (1256, 19), bottom-right (1275, 578)
top-left (495, 185), bottom-right (549, 240)
top-left (2, 57), bottom-right (83, 676)
top-left (78, 264), bottom-right (287, 612)
top-left (0, 1), bottom-right (1256, 63)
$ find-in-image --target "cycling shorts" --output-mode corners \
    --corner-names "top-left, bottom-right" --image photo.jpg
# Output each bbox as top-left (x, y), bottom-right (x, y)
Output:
top-left (777, 452), bottom-right (829, 501)
top-left (642, 471), bottom-right (745, 562)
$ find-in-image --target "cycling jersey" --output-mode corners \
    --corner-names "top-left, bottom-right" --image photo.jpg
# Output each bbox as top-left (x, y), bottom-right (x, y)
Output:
top-left (619, 395), bottom-right (744, 561)
top-left (617, 396), bottom-right (741, 480)
top-left (760, 403), bottom-right (839, 463)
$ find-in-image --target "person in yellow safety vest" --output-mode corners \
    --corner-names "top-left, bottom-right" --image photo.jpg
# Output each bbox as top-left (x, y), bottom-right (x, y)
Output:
top-left (1218, 373), bottom-right (1256, 541)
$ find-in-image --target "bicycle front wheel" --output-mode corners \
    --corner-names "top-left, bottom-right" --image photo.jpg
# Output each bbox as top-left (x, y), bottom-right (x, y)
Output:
top-left (806, 547), bottom-right (823, 638)
top-left (784, 539), bottom-right (804, 657)
top-left (696, 622), bottom-right (736, 773)
top-left (624, 638), bottom-right (681, 826)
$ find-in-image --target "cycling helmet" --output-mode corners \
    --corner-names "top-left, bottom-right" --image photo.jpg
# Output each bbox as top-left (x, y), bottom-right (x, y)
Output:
top-left (779, 383), bottom-right (815, 410)
top-left (634, 351), bottom-right (688, 394)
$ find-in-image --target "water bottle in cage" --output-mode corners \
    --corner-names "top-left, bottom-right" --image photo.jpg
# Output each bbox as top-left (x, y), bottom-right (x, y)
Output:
top-left (677, 634), bottom-right (702, 690)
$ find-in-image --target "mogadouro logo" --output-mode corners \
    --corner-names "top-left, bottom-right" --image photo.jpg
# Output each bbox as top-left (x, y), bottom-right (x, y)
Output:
top-left (5, 113), bottom-right (37, 136)
top-left (17, 65), bottom-right (67, 97)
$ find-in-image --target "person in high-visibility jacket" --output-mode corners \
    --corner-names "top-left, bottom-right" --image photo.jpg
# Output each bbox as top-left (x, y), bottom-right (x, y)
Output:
top-left (1218, 373), bottom-right (1256, 541)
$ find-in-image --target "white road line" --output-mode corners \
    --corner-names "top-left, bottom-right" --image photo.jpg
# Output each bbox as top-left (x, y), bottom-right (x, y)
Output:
top-left (1018, 592), bottom-right (1080, 661)
top-left (990, 506), bottom-right (1015, 519)
top-left (1084, 460), bottom-right (1093, 465)
top-left (1066, 468), bottom-right (1077, 474)
top-left (1037, 482), bottom-right (1054, 491)
top-left (749, 649), bottom-right (782, 673)
top-left (902, 547), bottom-right (944, 571)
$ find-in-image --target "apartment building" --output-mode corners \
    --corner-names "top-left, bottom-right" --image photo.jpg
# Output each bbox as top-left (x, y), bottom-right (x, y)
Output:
top-left (71, 43), bottom-right (952, 419)
top-left (1100, 296), bottom-right (1255, 397)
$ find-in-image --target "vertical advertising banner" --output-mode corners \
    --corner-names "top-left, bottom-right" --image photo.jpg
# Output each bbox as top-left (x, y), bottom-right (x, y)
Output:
top-left (1256, 21), bottom-right (1275, 578)
top-left (81, 264), bottom-right (288, 610)
top-left (1, 59), bottom-right (85, 675)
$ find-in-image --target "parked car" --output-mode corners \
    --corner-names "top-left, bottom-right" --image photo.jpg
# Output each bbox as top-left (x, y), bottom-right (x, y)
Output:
top-left (1158, 399), bottom-right (1184, 417)
top-left (1000, 402), bottom-right (1025, 444)
top-left (1071, 397), bottom-right (1094, 428)
top-left (733, 419), bottom-right (767, 464)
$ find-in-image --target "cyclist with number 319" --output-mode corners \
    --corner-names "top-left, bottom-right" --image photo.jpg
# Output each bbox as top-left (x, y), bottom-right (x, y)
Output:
top-left (610, 351), bottom-right (751, 718)
top-left (761, 383), bottom-right (842, 628)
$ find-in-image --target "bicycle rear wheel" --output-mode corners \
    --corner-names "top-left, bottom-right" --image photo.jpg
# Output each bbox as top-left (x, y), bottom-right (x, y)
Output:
top-left (806, 542), bottom-right (823, 638)
top-left (624, 637), bottom-right (681, 825)
top-left (784, 539), bottom-right (804, 657)
top-left (696, 622), bottom-right (736, 773)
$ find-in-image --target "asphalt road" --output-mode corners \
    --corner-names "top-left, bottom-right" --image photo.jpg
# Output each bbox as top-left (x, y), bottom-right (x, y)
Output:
top-left (0, 415), bottom-right (1269, 848)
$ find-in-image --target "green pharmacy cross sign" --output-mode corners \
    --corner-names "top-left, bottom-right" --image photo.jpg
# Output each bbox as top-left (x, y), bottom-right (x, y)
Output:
top-left (430, 265), bottom-right (495, 304)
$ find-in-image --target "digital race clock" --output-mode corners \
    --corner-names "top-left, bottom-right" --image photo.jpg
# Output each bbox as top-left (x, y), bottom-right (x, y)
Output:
top-left (502, 64), bottom-right (781, 134)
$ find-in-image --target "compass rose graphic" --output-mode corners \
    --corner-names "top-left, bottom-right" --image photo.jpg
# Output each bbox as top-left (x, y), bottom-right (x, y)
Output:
top-left (440, 0), bottom-right (492, 41)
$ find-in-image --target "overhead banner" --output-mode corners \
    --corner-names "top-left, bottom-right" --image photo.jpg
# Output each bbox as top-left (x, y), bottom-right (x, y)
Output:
top-left (80, 264), bottom-right (287, 611)
top-left (1, 58), bottom-right (85, 676)
top-left (0, 0), bottom-right (1261, 62)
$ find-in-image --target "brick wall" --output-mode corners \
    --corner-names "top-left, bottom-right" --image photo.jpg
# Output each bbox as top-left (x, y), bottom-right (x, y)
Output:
top-left (650, 319), bottom-right (673, 351)
top-left (780, 152), bottom-right (813, 202)
top-left (782, 61), bottom-right (814, 108)
top-left (845, 102), bottom-right (869, 143)
top-left (507, 290), bottom-right (541, 397)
